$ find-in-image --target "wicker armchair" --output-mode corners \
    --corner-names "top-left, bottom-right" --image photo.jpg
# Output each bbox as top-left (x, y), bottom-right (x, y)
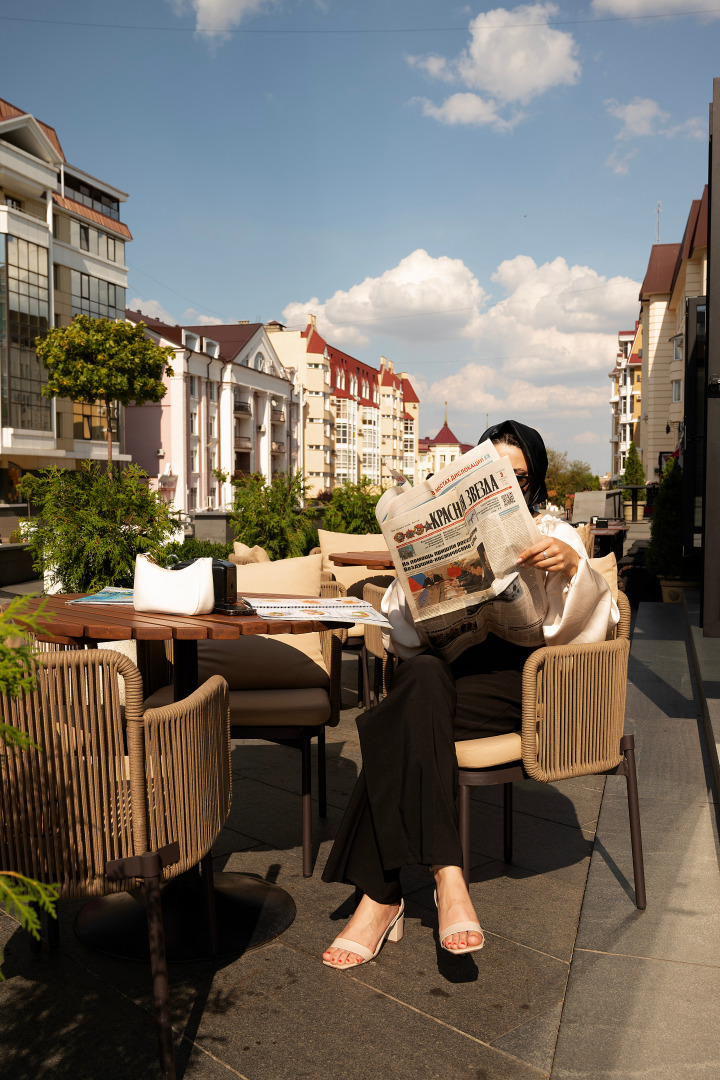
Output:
top-left (456, 589), bottom-right (646, 909)
top-left (362, 582), bottom-right (395, 709)
top-left (0, 650), bottom-right (231, 1080)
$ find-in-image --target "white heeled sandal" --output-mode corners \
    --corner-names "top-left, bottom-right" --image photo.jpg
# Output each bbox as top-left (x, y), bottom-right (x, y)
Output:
top-left (323, 900), bottom-right (404, 969)
top-left (434, 890), bottom-right (484, 955)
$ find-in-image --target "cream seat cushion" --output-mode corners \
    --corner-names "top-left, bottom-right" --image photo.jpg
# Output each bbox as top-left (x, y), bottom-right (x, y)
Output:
top-left (144, 683), bottom-right (330, 727)
top-left (455, 731), bottom-right (522, 770)
top-left (588, 553), bottom-right (619, 601)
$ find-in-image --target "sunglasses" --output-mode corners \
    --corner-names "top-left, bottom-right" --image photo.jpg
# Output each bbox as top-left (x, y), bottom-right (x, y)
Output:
top-left (514, 471), bottom-right (530, 490)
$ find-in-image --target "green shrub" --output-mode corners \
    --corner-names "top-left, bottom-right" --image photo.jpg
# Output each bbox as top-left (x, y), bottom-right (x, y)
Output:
top-left (322, 478), bottom-right (382, 534)
top-left (229, 472), bottom-right (314, 560)
top-left (646, 457), bottom-right (687, 578)
top-left (17, 462), bottom-right (178, 593)
top-left (164, 538), bottom-right (234, 561)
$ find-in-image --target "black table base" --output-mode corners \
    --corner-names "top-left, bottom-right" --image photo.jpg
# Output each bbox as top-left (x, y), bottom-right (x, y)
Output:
top-left (75, 872), bottom-right (296, 963)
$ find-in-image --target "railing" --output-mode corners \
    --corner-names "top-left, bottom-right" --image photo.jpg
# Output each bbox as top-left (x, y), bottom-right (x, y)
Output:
top-left (234, 401), bottom-right (252, 414)
top-left (271, 441), bottom-right (285, 454)
top-left (271, 409), bottom-right (285, 423)
top-left (234, 436), bottom-right (252, 450)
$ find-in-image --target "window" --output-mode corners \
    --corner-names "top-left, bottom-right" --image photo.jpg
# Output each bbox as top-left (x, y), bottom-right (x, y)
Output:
top-left (190, 448), bottom-right (198, 473)
top-left (73, 401), bottom-right (118, 441)
top-left (70, 269), bottom-right (125, 320)
top-left (189, 487), bottom-right (197, 510)
top-left (6, 196), bottom-right (22, 211)
top-left (79, 225), bottom-right (90, 251)
top-left (254, 352), bottom-right (265, 371)
top-left (209, 382), bottom-right (216, 402)
top-left (5, 235), bottom-right (51, 431)
top-left (673, 336), bottom-right (684, 363)
top-left (208, 415), bottom-right (216, 438)
top-left (189, 376), bottom-right (197, 397)
top-left (189, 411), bottom-right (197, 435)
top-left (672, 380), bottom-right (683, 403)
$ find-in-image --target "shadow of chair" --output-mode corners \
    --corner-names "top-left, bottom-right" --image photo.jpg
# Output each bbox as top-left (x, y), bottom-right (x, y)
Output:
top-left (456, 589), bottom-right (646, 909)
top-left (0, 649), bottom-right (231, 1080)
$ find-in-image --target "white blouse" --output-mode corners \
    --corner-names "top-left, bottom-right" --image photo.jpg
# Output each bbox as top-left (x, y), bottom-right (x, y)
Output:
top-left (381, 515), bottom-right (620, 661)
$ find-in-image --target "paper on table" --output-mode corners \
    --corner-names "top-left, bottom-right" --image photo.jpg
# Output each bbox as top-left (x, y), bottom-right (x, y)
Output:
top-left (251, 598), bottom-right (390, 626)
top-left (66, 588), bottom-right (135, 605)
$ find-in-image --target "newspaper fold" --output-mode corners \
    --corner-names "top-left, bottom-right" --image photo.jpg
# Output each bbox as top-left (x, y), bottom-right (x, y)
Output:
top-left (377, 440), bottom-right (547, 660)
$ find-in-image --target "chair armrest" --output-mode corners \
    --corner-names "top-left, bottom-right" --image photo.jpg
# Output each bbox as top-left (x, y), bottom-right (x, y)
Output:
top-left (521, 637), bottom-right (630, 782)
top-left (133, 675), bottom-right (231, 873)
top-left (320, 579), bottom-right (349, 645)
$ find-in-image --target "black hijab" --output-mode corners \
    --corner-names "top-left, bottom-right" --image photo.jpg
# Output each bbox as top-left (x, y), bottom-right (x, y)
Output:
top-left (478, 419), bottom-right (549, 508)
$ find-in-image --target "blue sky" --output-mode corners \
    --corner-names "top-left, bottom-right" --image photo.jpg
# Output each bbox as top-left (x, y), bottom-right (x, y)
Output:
top-left (3, 0), bottom-right (718, 472)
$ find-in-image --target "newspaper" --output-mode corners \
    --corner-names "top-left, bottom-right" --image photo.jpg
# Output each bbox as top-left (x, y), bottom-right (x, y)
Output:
top-left (376, 440), bottom-right (547, 661)
top-left (250, 598), bottom-right (390, 626)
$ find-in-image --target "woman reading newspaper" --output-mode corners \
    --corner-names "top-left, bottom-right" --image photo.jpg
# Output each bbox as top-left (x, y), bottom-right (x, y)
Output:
top-left (322, 420), bottom-right (618, 969)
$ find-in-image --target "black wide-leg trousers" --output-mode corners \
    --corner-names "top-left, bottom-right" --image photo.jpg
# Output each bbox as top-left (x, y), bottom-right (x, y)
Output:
top-left (322, 636), bottom-right (533, 903)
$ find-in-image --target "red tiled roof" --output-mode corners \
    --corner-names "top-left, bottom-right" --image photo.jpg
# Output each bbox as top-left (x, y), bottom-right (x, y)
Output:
top-left (429, 422), bottom-right (462, 446)
top-left (629, 353), bottom-right (641, 365)
top-left (126, 309), bottom-right (183, 345)
top-left (640, 244), bottom-right (682, 298)
top-left (460, 443), bottom-right (474, 455)
top-left (52, 194), bottom-right (132, 239)
top-left (403, 411), bottom-right (414, 422)
top-left (0, 97), bottom-right (65, 160)
top-left (401, 376), bottom-right (419, 403)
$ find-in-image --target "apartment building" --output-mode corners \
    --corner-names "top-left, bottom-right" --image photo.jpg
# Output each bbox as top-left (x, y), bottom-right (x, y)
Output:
top-left (0, 97), bottom-right (131, 501)
top-left (124, 314), bottom-right (299, 513)
top-left (268, 316), bottom-right (421, 496)
top-left (637, 186), bottom-right (707, 480)
top-left (609, 322), bottom-right (642, 478)
top-left (418, 416), bottom-right (473, 478)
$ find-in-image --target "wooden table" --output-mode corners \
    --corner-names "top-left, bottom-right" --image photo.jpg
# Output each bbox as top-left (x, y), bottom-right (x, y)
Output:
top-left (18, 593), bottom-right (348, 963)
top-left (29, 592), bottom-right (343, 700)
top-left (590, 524), bottom-right (629, 560)
top-left (329, 550), bottom-right (394, 571)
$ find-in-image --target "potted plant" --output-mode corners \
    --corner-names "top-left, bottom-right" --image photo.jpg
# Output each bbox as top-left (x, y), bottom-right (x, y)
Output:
top-left (621, 442), bottom-right (646, 521)
top-left (645, 457), bottom-right (696, 602)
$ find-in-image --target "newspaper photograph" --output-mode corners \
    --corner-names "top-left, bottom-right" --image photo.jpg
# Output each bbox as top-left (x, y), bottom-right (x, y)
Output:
top-left (378, 441), bottom-right (548, 660)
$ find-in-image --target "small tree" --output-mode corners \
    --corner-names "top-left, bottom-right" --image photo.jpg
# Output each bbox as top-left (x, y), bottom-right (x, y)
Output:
top-left (620, 441), bottom-right (646, 503)
top-left (322, 478), bottom-right (382, 534)
top-left (229, 472), bottom-right (314, 560)
top-left (36, 316), bottom-right (174, 465)
top-left (18, 462), bottom-right (178, 592)
top-left (545, 448), bottom-right (600, 500)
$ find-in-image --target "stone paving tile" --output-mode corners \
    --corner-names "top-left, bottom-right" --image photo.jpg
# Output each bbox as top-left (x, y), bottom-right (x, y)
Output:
top-left (551, 951), bottom-right (720, 1080)
top-left (175, 940), bottom-right (549, 1080)
top-left (222, 774), bottom-right (345, 857)
top-left (467, 799), bottom-right (595, 890)
top-left (0, 913), bottom-right (230, 1080)
top-left (471, 775), bottom-right (606, 831)
top-left (491, 999), bottom-right (565, 1077)
top-left (603, 716), bottom-right (715, 806)
top-left (575, 793), bottom-right (720, 967)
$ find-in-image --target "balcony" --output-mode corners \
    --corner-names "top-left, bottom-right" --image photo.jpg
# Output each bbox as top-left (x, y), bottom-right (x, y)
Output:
top-left (234, 400), bottom-right (252, 414)
top-left (271, 441), bottom-right (285, 454)
top-left (234, 436), bottom-right (252, 451)
top-left (271, 409), bottom-right (285, 423)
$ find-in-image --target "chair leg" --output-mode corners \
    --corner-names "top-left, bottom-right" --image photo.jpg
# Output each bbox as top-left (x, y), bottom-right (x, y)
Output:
top-left (373, 654), bottom-right (383, 706)
top-left (301, 734), bottom-right (313, 877)
top-left (621, 734), bottom-right (647, 910)
top-left (459, 783), bottom-right (471, 886)
top-left (143, 868), bottom-right (177, 1080)
top-left (317, 727), bottom-right (327, 818)
top-left (360, 646), bottom-right (371, 709)
top-left (201, 850), bottom-right (219, 955)
top-left (503, 783), bottom-right (513, 863)
top-left (357, 650), bottom-right (365, 707)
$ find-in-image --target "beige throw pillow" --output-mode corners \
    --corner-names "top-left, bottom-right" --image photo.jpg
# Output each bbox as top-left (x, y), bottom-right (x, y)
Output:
top-left (589, 553), bottom-right (619, 600)
top-left (231, 541), bottom-right (271, 564)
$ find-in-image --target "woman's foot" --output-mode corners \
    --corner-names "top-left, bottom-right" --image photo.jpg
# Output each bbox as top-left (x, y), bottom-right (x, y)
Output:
top-left (322, 893), bottom-right (403, 968)
top-left (432, 865), bottom-right (484, 953)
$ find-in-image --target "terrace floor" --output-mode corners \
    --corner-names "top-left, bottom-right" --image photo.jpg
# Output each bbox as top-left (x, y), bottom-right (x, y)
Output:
top-left (2, 553), bottom-right (719, 1079)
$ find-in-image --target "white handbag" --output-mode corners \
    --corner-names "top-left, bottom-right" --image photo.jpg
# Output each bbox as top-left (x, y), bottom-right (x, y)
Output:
top-left (133, 554), bottom-right (215, 616)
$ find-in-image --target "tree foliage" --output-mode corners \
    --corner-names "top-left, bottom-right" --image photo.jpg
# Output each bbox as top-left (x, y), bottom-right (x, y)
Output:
top-left (18, 462), bottom-right (178, 593)
top-left (545, 448), bottom-right (600, 501)
top-left (646, 457), bottom-right (686, 578)
top-left (36, 315), bottom-right (174, 464)
top-left (321, 478), bottom-right (382, 534)
top-left (229, 472), bottom-right (314, 560)
top-left (620, 441), bottom-right (646, 502)
top-left (0, 597), bottom-right (60, 976)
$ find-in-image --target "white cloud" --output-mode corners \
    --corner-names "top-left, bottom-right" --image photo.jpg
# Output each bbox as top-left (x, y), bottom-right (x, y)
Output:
top-left (130, 297), bottom-right (178, 324)
top-left (606, 97), bottom-right (669, 138)
top-left (408, 3), bottom-right (580, 128)
top-left (592, 0), bottom-right (720, 17)
top-left (182, 307), bottom-right (221, 325)
top-left (415, 93), bottom-right (523, 132)
top-left (282, 249), bottom-right (488, 347)
top-left (167, 0), bottom-right (275, 41)
top-left (424, 364), bottom-right (608, 419)
top-left (574, 430), bottom-right (605, 444)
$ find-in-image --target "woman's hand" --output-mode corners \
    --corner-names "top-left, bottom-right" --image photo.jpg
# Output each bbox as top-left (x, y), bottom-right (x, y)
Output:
top-left (517, 536), bottom-right (580, 579)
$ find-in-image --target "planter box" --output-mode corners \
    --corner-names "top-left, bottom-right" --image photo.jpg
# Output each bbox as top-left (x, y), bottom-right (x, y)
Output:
top-left (659, 578), bottom-right (699, 604)
top-left (623, 502), bottom-right (646, 523)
